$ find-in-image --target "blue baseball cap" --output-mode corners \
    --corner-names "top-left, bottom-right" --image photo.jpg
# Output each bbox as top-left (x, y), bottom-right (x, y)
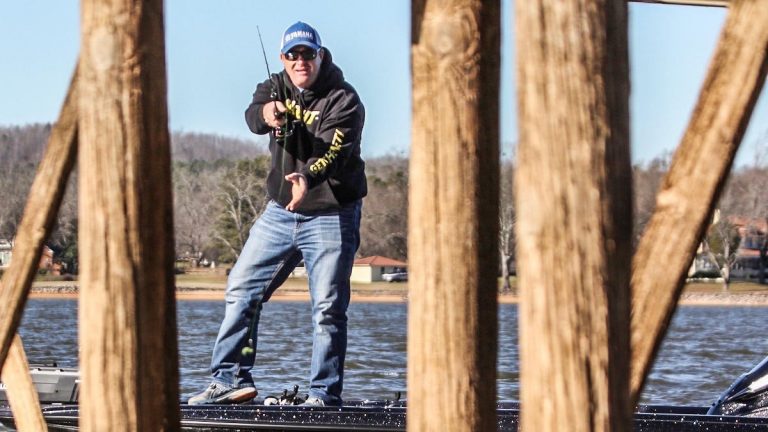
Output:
top-left (280, 21), bottom-right (322, 54)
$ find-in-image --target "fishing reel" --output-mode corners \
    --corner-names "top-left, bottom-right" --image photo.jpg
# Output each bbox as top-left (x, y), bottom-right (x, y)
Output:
top-left (263, 385), bottom-right (307, 406)
top-left (268, 82), bottom-right (296, 143)
top-left (269, 108), bottom-right (295, 143)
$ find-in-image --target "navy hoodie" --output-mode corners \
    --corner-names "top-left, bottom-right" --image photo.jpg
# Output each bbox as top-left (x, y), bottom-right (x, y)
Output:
top-left (245, 49), bottom-right (367, 212)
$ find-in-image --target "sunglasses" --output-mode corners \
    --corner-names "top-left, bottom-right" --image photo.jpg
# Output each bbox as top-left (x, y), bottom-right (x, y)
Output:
top-left (285, 49), bottom-right (318, 61)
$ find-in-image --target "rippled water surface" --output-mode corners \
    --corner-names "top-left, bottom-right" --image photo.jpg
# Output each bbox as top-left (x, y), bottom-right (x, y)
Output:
top-left (17, 299), bottom-right (768, 405)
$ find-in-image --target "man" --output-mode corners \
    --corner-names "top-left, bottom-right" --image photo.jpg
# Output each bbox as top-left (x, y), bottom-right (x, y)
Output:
top-left (189, 21), bottom-right (366, 407)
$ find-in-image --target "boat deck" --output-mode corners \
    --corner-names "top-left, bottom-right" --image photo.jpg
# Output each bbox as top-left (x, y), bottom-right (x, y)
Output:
top-left (3, 401), bottom-right (768, 431)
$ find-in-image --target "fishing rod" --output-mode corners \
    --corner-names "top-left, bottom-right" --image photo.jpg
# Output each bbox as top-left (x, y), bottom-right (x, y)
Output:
top-left (238, 28), bottom-right (297, 362)
top-left (257, 26), bottom-right (292, 141)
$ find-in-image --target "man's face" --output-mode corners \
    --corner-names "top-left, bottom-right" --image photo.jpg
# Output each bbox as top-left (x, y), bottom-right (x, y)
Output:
top-left (281, 46), bottom-right (324, 89)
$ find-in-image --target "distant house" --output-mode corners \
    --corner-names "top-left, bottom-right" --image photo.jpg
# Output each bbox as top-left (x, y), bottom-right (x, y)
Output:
top-left (39, 245), bottom-right (55, 273)
top-left (729, 216), bottom-right (768, 280)
top-left (351, 256), bottom-right (408, 283)
top-left (0, 239), bottom-right (57, 273)
top-left (0, 239), bottom-right (11, 269)
top-left (691, 215), bottom-right (768, 281)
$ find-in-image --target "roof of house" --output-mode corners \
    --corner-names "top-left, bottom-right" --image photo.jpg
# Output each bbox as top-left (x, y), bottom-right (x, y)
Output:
top-left (737, 248), bottom-right (762, 257)
top-left (728, 216), bottom-right (768, 233)
top-left (354, 256), bottom-right (407, 267)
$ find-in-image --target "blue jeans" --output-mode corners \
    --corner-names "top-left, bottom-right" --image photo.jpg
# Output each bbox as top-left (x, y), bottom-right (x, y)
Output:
top-left (209, 200), bottom-right (361, 405)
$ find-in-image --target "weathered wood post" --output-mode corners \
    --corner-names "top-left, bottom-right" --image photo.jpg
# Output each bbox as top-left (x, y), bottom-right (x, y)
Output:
top-left (2, 336), bottom-right (48, 431)
top-left (408, 1), bottom-right (500, 431)
top-left (0, 71), bottom-right (79, 432)
top-left (516, 0), bottom-right (633, 431)
top-left (630, 0), bottom-right (768, 403)
top-left (79, 0), bottom-right (180, 430)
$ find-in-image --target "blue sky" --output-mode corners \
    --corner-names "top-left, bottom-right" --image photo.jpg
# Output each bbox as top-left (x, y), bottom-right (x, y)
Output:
top-left (1, 1), bottom-right (766, 166)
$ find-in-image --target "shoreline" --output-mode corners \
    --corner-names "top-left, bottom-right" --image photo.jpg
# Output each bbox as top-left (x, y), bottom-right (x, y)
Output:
top-left (27, 282), bottom-right (768, 306)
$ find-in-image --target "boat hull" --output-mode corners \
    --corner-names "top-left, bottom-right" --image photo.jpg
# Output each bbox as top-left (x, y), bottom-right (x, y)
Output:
top-left (3, 401), bottom-right (768, 431)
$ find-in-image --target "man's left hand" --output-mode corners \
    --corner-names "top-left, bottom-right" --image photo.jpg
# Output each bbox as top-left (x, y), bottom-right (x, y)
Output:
top-left (284, 173), bottom-right (308, 211)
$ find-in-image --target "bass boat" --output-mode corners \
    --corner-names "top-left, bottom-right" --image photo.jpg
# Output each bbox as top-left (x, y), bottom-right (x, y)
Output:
top-left (4, 358), bottom-right (768, 431)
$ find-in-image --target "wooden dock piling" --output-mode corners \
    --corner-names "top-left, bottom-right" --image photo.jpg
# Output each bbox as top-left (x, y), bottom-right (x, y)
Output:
top-left (407, 1), bottom-right (501, 430)
top-left (515, 1), bottom-right (633, 431)
top-left (79, 0), bottom-right (179, 429)
top-left (630, 0), bottom-right (768, 404)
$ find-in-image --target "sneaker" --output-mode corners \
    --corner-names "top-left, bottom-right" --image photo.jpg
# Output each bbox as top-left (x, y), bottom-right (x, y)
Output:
top-left (300, 397), bottom-right (326, 407)
top-left (188, 382), bottom-right (257, 405)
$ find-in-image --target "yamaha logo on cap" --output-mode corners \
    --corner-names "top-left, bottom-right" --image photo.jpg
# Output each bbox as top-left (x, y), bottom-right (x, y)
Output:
top-left (280, 21), bottom-right (322, 54)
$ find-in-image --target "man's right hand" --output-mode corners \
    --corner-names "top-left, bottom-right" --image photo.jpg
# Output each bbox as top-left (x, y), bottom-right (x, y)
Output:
top-left (262, 101), bottom-right (287, 128)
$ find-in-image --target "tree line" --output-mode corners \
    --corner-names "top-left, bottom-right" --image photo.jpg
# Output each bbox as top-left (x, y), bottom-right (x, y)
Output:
top-left (0, 124), bottom-right (409, 271)
top-left (1, 123), bottom-right (766, 281)
top-left (631, 130), bottom-right (768, 287)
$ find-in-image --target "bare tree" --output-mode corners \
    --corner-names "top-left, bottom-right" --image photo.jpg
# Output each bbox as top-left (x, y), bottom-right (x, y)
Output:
top-left (358, 155), bottom-right (409, 260)
top-left (171, 131), bottom-right (266, 162)
top-left (632, 152), bottom-right (671, 244)
top-left (0, 163), bottom-right (35, 240)
top-left (173, 163), bottom-right (222, 265)
top-left (48, 173), bottom-right (79, 273)
top-left (716, 128), bottom-right (768, 283)
top-left (214, 157), bottom-right (270, 261)
top-left (499, 157), bottom-right (516, 293)
top-left (703, 210), bottom-right (740, 290)
top-left (0, 124), bottom-right (50, 164)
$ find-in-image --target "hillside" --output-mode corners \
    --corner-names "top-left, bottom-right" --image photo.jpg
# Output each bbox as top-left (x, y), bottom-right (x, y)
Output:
top-left (0, 123), bottom-right (266, 164)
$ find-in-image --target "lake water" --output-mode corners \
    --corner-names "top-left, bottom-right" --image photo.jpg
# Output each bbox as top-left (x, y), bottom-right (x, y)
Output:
top-left (16, 299), bottom-right (768, 406)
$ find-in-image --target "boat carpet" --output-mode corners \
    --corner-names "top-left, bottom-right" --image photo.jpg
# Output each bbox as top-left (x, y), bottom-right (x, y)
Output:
top-left (2, 401), bottom-right (768, 431)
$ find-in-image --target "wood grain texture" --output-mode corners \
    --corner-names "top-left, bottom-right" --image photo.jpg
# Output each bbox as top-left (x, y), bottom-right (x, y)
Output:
top-left (407, 1), bottom-right (500, 431)
top-left (2, 336), bottom-right (48, 431)
top-left (515, 0), bottom-right (632, 431)
top-left (630, 0), bottom-right (768, 404)
top-left (79, 0), bottom-right (179, 430)
top-left (0, 70), bottom-right (78, 432)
